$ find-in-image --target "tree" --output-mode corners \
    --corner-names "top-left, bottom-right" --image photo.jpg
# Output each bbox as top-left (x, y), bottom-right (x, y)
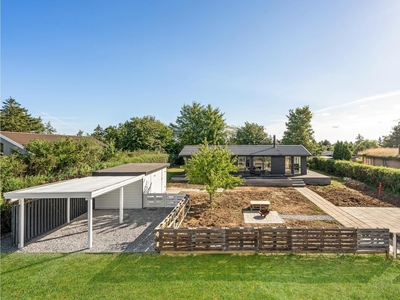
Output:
top-left (170, 102), bottom-right (226, 147)
top-left (353, 139), bottom-right (380, 154)
top-left (354, 134), bottom-right (364, 146)
top-left (43, 121), bottom-right (57, 134)
top-left (382, 121), bottom-right (400, 147)
top-left (281, 105), bottom-right (317, 154)
top-left (101, 116), bottom-right (174, 152)
top-left (185, 141), bottom-right (243, 203)
top-left (0, 97), bottom-right (45, 132)
top-left (234, 122), bottom-right (272, 145)
top-left (333, 141), bottom-right (352, 160)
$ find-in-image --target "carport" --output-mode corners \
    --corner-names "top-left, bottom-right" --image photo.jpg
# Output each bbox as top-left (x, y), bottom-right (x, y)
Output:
top-left (4, 176), bottom-right (144, 250)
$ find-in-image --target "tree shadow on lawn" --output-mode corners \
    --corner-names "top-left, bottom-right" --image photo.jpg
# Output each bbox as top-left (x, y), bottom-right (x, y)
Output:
top-left (90, 253), bottom-right (394, 284)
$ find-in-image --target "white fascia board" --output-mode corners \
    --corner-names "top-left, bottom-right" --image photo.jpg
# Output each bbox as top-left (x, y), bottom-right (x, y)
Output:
top-left (91, 175), bottom-right (144, 198)
top-left (5, 192), bottom-right (92, 202)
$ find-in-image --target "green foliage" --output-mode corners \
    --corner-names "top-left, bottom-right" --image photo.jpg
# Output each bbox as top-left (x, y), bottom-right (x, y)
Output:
top-left (185, 141), bottom-right (243, 202)
top-left (0, 97), bottom-right (47, 133)
top-left (281, 105), bottom-right (317, 154)
top-left (333, 141), bottom-right (352, 160)
top-left (170, 102), bottom-right (226, 147)
top-left (353, 139), bottom-right (380, 154)
top-left (309, 157), bottom-right (400, 194)
top-left (382, 121), bottom-right (400, 147)
top-left (234, 122), bottom-right (272, 145)
top-left (93, 116), bottom-right (174, 153)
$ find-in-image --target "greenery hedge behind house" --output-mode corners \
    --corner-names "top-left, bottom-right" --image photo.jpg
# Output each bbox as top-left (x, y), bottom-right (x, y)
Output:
top-left (309, 157), bottom-right (400, 194)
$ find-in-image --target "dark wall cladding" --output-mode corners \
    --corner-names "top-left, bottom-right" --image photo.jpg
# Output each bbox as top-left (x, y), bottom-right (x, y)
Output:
top-left (11, 198), bottom-right (87, 246)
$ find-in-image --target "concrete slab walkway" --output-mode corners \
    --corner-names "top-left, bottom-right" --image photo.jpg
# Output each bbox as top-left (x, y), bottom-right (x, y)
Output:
top-left (296, 187), bottom-right (400, 233)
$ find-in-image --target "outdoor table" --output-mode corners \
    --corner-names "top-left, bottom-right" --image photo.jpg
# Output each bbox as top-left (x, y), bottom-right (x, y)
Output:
top-left (250, 200), bottom-right (271, 211)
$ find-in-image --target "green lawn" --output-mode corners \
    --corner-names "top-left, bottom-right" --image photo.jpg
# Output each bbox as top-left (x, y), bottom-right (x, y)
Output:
top-left (167, 167), bottom-right (185, 182)
top-left (1, 253), bottom-right (399, 299)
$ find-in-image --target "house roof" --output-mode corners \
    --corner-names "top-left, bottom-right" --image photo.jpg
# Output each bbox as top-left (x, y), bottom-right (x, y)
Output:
top-left (92, 163), bottom-right (170, 176)
top-left (3, 176), bottom-right (144, 201)
top-left (179, 145), bottom-right (312, 157)
top-left (0, 131), bottom-right (104, 147)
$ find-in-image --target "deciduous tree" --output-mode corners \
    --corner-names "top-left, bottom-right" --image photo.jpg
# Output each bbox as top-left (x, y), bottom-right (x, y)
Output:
top-left (234, 122), bottom-right (272, 145)
top-left (185, 141), bottom-right (243, 203)
top-left (281, 105), bottom-right (317, 154)
top-left (170, 102), bottom-right (226, 147)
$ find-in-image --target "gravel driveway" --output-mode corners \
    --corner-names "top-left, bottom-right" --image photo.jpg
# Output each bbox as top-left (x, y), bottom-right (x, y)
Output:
top-left (1, 208), bottom-right (172, 253)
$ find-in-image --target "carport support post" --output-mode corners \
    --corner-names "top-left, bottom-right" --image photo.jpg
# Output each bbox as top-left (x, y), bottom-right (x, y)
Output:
top-left (18, 198), bottom-right (25, 249)
top-left (119, 187), bottom-right (124, 224)
top-left (67, 197), bottom-right (70, 223)
top-left (88, 198), bottom-right (93, 249)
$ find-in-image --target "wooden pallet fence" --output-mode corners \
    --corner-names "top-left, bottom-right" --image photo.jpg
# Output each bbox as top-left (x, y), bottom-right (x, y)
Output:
top-left (357, 228), bottom-right (390, 253)
top-left (391, 232), bottom-right (398, 259)
top-left (290, 228), bottom-right (357, 253)
top-left (259, 228), bottom-right (292, 252)
top-left (155, 227), bottom-right (390, 254)
top-left (156, 194), bottom-right (190, 229)
top-left (11, 198), bottom-right (87, 246)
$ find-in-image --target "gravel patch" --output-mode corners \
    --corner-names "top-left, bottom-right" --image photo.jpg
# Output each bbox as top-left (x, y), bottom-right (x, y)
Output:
top-left (280, 214), bottom-right (335, 220)
top-left (1, 208), bottom-right (172, 253)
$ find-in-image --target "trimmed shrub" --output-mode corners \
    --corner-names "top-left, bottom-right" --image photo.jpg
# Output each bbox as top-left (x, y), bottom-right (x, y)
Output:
top-left (309, 157), bottom-right (400, 194)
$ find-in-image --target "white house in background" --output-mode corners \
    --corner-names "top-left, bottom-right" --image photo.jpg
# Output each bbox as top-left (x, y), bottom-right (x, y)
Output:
top-left (92, 163), bottom-right (169, 209)
top-left (0, 131), bottom-right (103, 155)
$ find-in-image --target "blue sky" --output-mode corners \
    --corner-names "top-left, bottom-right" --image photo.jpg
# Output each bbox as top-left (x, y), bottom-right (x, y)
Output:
top-left (2, 0), bottom-right (400, 143)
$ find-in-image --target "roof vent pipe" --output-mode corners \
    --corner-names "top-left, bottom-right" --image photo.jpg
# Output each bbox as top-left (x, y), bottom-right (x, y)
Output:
top-left (273, 135), bottom-right (276, 148)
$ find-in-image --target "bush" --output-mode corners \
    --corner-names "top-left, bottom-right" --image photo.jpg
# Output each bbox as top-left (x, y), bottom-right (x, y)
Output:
top-left (309, 157), bottom-right (400, 194)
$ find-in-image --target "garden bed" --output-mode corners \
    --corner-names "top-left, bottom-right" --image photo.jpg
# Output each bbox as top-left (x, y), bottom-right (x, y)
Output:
top-left (307, 179), bottom-right (400, 207)
top-left (179, 186), bottom-right (341, 228)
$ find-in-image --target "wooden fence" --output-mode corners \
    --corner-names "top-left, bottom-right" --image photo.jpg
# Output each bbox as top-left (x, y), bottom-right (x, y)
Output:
top-left (156, 194), bottom-right (190, 229)
top-left (144, 193), bottom-right (186, 208)
top-left (11, 198), bottom-right (87, 246)
top-left (155, 227), bottom-right (390, 254)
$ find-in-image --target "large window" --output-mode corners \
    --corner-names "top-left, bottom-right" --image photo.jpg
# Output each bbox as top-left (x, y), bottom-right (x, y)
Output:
top-left (294, 156), bottom-right (301, 174)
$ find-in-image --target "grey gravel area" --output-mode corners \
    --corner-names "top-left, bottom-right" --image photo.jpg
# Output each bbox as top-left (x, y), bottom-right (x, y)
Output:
top-left (1, 208), bottom-right (172, 253)
top-left (280, 214), bottom-right (335, 220)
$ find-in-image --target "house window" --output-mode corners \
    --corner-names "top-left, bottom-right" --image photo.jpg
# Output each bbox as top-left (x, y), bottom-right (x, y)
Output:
top-left (0, 142), bottom-right (3, 155)
top-left (383, 160), bottom-right (388, 167)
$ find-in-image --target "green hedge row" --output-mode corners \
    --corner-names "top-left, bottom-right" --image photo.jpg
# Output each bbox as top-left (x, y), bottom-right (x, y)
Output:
top-left (308, 157), bottom-right (400, 194)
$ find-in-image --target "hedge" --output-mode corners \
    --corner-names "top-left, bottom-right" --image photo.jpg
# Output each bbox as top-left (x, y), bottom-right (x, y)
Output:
top-left (308, 157), bottom-right (400, 194)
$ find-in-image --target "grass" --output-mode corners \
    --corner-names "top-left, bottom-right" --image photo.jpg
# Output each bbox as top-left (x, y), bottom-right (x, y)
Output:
top-left (167, 167), bottom-right (185, 182)
top-left (359, 148), bottom-right (400, 158)
top-left (1, 253), bottom-right (399, 299)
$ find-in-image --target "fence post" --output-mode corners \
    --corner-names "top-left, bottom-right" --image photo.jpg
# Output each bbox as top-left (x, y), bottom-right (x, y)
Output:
top-left (18, 199), bottom-right (25, 249)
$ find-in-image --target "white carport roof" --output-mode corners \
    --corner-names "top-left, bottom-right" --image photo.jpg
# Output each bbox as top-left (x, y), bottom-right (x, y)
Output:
top-left (6, 175), bottom-right (145, 250)
top-left (4, 176), bottom-right (144, 201)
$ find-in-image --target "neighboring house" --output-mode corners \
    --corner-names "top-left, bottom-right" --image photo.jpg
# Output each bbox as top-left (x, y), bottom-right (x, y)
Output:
top-left (359, 147), bottom-right (400, 169)
top-left (0, 131), bottom-right (103, 155)
top-left (320, 151), bottom-right (333, 158)
top-left (179, 144), bottom-right (312, 175)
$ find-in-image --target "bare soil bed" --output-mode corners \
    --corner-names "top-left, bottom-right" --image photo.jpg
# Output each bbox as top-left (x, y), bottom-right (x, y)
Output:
top-left (177, 186), bottom-right (341, 228)
top-left (307, 180), bottom-right (400, 207)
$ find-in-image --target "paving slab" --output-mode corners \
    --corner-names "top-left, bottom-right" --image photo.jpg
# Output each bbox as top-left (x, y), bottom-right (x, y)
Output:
top-left (243, 210), bottom-right (284, 224)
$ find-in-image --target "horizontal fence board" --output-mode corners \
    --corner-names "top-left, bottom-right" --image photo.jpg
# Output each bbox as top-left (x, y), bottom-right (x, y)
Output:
top-left (156, 227), bottom-right (388, 254)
